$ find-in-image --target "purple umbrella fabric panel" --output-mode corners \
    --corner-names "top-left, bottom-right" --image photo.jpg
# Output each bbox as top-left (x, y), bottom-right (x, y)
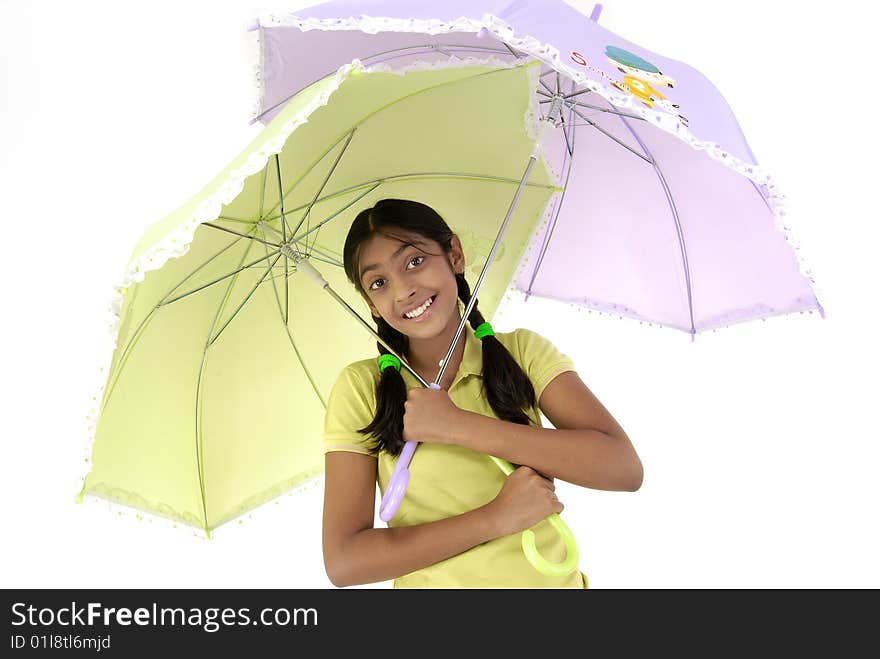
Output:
top-left (254, 0), bottom-right (759, 166)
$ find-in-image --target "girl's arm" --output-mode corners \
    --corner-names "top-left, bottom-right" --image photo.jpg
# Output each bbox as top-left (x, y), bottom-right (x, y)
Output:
top-left (454, 371), bottom-right (644, 491)
top-left (322, 451), bottom-right (500, 588)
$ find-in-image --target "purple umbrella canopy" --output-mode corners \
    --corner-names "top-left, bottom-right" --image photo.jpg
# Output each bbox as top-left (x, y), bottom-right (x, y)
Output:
top-left (246, 0), bottom-right (825, 339)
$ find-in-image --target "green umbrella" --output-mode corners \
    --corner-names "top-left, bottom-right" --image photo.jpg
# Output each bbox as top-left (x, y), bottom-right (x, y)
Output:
top-left (76, 56), bottom-right (562, 538)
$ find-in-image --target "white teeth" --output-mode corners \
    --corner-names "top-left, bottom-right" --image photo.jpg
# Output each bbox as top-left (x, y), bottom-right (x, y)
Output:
top-left (404, 296), bottom-right (434, 319)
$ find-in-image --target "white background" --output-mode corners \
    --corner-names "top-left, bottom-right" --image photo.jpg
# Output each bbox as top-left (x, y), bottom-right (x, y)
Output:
top-left (1, 0), bottom-right (876, 589)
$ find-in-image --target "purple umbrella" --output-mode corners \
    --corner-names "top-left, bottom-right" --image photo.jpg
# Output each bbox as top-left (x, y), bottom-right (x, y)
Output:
top-left (245, 0), bottom-right (826, 528)
top-left (248, 0), bottom-right (825, 337)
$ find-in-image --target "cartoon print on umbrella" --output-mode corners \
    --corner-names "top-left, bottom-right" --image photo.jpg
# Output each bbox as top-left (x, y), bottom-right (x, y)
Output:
top-left (604, 45), bottom-right (689, 127)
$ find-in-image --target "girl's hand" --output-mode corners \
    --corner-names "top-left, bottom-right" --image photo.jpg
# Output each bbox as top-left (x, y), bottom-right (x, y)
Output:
top-left (403, 387), bottom-right (466, 445)
top-left (486, 466), bottom-right (563, 537)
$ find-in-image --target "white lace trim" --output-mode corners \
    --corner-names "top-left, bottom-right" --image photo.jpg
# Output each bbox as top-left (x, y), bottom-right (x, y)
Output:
top-left (251, 11), bottom-right (826, 318)
top-left (78, 54), bottom-right (558, 530)
top-left (354, 54), bottom-right (560, 186)
top-left (248, 25), bottom-right (265, 127)
top-left (75, 472), bottom-right (325, 541)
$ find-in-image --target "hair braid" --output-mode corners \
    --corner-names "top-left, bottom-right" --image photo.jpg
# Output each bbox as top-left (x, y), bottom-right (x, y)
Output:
top-left (357, 314), bottom-right (410, 457)
top-left (455, 273), bottom-right (536, 427)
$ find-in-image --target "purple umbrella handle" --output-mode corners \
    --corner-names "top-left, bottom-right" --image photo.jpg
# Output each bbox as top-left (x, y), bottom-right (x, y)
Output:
top-left (379, 382), bottom-right (442, 522)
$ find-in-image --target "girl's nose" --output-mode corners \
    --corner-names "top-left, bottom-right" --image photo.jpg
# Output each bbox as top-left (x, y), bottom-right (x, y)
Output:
top-left (396, 287), bottom-right (418, 305)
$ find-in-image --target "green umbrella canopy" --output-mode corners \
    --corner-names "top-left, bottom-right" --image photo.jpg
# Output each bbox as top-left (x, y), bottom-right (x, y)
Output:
top-left (77, 56), bottom-right (562, 537)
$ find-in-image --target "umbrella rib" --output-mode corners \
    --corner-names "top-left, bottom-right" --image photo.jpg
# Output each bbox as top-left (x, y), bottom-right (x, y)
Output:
top-left (208, 252), bottom-right (284, 347)
top-left (290, 129), bottom-right (357, 250)
top-left (299, 244), bottom-right (343, 267)
top-left (261, 129), bottom-right (358, 221)
top-left (160, 248), bottom-right (283, 307)
top-left (289, 182), bottom-right (381, 254)
top-left (156, 233), bottom-right (252, 306)
top-left (563, 88), bottom-right (593, 99)
top-left (256, 220), bottom-right (286, 241)
top-left (653, 162), bottom-right (697, 334)
top-left (539, 100), bottom-right (645, 124)
top-left (610, 113), bottom-right (697, 334)
top-left (569, 106), bottom-right (653, 164)
top-left (98, 234), bottom-right (252, 414)
top-left (526, 80), bottom-right (578, 296)
top-left (259, 166), bottom-right (267, 222)
top-left (360, 43), bottom-right (510, 63)
top-left (202, 222), bottom-right (281, 248)
top-left (501, 41), bottom-right (525, 59)
top-left (567, 98), bottom-right (696, 330)
top-left (570, 100), bottom-right (645, 121)
top-left (214, 215), bottom-right (255, 224)
top-left (194, 236), bottom-right (261, 534)
top-left (274, 154), bottom-right (293, 240)
top-left (274, 154), bottom-right (291, 324)
top-left (259, 230), bottom-right (328, 410)
top-left (363, 44), bottom-right (509, 67)
top-left (276, 129), bottom-right (356, 319)
top-left (558, 113), bottom-right (574, 158)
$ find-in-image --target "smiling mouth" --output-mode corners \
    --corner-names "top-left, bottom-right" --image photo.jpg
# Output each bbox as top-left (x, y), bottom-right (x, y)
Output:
top-left (402, 294), bottom-right (437, 319)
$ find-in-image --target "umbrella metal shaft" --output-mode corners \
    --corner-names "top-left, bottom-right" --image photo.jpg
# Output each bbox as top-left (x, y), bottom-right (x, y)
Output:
top-left (321, 284), bottom-right (431, 389)
top-left (434, 152), bottom-right (538, 385)
top-left (297, 149), bottom-right (543, 390)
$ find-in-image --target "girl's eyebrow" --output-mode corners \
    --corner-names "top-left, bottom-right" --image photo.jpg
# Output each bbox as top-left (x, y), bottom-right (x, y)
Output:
top-left (360, 242), bottom-right (420, 281)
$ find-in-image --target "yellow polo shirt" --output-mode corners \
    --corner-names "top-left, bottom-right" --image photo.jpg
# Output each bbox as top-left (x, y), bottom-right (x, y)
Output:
top-left (323, 321), bottom-right (588, 589)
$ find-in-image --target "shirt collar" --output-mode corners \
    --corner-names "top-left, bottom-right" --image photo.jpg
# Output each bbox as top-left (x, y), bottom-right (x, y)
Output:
top-left (400, 321), bottom-right (483, 386)
top-left (459, 321), bottom-right (483, 377)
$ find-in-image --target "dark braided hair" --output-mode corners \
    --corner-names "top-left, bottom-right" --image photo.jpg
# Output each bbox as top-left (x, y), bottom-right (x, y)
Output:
top-left (342, 198), bottom-right (537, 457)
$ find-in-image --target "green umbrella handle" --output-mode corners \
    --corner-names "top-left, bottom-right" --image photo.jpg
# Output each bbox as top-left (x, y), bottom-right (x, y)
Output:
top-left (488, 455), bottom-right (580, 577)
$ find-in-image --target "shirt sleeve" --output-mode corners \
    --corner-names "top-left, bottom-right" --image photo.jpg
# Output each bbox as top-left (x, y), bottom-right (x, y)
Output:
top-left (516, 327), bottom-right (578, 404)
top-left (323, 365), bottom-right (379, 457)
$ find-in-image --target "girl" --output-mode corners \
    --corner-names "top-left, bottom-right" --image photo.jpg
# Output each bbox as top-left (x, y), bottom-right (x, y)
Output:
top-left (322, 198), bottom-right (643, 588)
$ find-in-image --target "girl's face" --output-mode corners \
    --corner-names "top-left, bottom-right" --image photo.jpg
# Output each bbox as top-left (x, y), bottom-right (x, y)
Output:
top-left (357, 231), bottom-right (465, 339)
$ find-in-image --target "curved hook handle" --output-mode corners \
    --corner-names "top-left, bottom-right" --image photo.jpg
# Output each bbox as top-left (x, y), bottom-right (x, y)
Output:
top-left (488, 455), bottom-right (580, 577)
top-left (379, 440), bottom-right (416, 522)
top-left (378, 383), bottom-right (443, 522)
top-left (521, 513), bottom-right (580, 577)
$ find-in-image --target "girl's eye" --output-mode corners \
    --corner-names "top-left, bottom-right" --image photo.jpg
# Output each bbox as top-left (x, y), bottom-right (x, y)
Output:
top-left (368, 255), bottom-right (424, 291)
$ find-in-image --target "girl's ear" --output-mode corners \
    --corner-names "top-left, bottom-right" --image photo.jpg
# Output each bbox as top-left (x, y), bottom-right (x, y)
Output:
top-left (449, 234), bottom-right (466, 275)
